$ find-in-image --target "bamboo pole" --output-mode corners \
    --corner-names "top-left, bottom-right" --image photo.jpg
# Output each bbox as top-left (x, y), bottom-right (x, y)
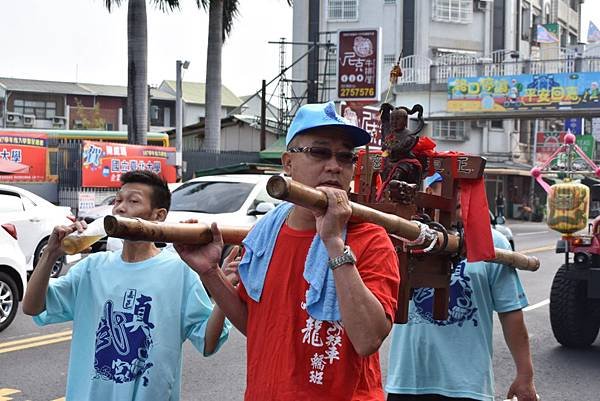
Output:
top-left (103, 215), bottom-right (249, 246)
top-left (266, 176), bottom-right (540, 271)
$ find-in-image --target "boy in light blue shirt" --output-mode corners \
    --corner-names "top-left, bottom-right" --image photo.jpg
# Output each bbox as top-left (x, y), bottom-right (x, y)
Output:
top-left (24, 170), bottom-right (229, 401)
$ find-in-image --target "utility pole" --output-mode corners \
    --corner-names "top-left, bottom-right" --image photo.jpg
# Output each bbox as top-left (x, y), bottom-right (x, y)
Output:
top-left (176, 60), bottom-right (190, 181)
top-left (307, 0), bottom-right (320, 104)
top-left (260, 80), bottom-right (266, 151)
top-left (528, 119), bottom-right (539, 221)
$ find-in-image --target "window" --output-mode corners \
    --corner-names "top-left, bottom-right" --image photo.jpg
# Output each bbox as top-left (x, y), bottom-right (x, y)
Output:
top-left (569, 0), bottom-right (578, 11)
top-left (491, 120), bottom-right (504, 129)
top-left (326, 48), bottom-right (337, 75)
top-left (13, 99), bottom-right (56, 119)
top-left (431, 120), bottom-right (467, 141)
top-left (383, 54), bottom-right (396, 65)
top-left (328, 0), bottom-right (358, 21)
top-left (170, 181), bottom-right (255, 214)
top-left (432, 0), bottom-right (473, 24)
top-left (384, 0), bottom-right (396, 3)
top-left (521, 6), bottom-right (531, 41)
top-left (0, 193), bottom-right (24, 213)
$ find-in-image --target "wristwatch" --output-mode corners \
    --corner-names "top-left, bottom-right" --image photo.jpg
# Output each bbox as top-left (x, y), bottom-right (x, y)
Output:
top-left (327, 245), bottom-right (356, 270)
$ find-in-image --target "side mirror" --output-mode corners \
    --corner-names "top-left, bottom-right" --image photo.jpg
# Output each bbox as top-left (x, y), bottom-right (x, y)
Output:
top-left (495, 215), bottom-right (506, 225)
top-left (248, 202), bottom-right (276, 216)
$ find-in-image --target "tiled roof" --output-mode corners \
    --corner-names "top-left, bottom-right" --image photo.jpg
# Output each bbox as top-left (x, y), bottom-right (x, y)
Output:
top-left (0, 77), bottom-right (175, 100)
top-left (161, 80), bottom-right (242, 107)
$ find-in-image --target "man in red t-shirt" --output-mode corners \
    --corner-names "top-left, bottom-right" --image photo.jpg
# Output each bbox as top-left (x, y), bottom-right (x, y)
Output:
top-left (176, 101), bottom-right (400, 401)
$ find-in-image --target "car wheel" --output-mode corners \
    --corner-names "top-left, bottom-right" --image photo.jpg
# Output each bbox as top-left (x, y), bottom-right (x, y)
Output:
top-left (34, 238), bottom-right (64, 278)
top-left (550, 265), bottom-right (600, 347)
top-left (0, 271), bottom-right (19, 332)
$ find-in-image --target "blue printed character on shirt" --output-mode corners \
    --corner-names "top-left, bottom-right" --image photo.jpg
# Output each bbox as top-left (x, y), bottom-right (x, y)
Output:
top-left (410, 260), bottom-right (479, 327)
top-left (94, 291), bottom-right (155, 386)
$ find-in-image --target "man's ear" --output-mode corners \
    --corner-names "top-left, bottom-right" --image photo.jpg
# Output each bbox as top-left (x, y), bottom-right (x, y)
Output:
top-left (281, 152), bottom-right (292, 175)
top-left (154, 208), bottom-right (168, 222)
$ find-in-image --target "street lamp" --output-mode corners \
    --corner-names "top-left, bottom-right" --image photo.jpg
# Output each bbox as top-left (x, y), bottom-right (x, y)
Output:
top-left (176, 60), bottom-right (190, 181)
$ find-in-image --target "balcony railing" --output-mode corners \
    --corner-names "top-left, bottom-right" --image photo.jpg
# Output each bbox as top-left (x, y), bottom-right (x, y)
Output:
top-left (395, 47), bottom-right (600, 86)
top-left (397, 55), bottom-right (432, 84)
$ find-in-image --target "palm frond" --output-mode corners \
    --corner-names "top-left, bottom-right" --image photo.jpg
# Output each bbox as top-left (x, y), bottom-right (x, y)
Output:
top-left (150, 0), bottom-right (182, 12)
top-left (222, 0), bottom-right (239, 41)
top-left (104, 0), bottom-right (123, 12)
top-left (194, 0), bottom-right (210, 11)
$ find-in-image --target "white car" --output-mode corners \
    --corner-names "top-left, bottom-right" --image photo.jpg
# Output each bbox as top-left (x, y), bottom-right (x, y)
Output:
top-left (0, 184), bottom-right (75, 278)
top-left (0, 222), bottom-right (28, 332)
top-left (167, 174), bottom-right (281, 233)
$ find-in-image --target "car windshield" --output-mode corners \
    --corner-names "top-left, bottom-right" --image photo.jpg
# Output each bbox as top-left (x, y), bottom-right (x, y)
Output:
top-left (170, 181), bottom-right (255, 213)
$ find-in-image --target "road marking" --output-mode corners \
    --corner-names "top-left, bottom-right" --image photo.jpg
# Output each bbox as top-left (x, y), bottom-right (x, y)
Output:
top-left (524, 299), bottom-right (550, 311)
top-left (0, 330), bottom-right (72, 348)
top-left (519, 245), bottom-right (555, 254)
top-left (0, 389), bottom-right (21, 401)
top-left (0, 330), bottom-right (72, 354)
top-left (516, 231), bottom-right (551, 237)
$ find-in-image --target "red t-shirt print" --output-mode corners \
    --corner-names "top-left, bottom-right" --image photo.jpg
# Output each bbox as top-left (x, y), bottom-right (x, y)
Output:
top-left (239, 222), bottom-right (400, 401)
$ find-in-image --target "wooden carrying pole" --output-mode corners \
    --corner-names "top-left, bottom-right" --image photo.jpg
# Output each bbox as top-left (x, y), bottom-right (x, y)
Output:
top-left (266, 176), bottom-right (540, 271)
top-left (104, 215), bottom-right (249, 246)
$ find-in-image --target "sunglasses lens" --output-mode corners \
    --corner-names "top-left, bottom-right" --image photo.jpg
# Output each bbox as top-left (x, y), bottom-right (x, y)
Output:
top-left (336, 152), bottom-right (356, 165)
top-left (308, 147), bottom-right (333, 160)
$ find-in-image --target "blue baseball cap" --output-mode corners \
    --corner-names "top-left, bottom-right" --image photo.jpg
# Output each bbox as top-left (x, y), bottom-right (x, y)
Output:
top-left (285, 101), bottom-right (372, 147)
top-left (424, 172), bottom-right (443, 189)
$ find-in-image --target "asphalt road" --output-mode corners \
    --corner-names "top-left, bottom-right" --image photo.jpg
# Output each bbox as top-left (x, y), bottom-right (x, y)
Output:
top-left (1, 220), bottom-right (599, 401)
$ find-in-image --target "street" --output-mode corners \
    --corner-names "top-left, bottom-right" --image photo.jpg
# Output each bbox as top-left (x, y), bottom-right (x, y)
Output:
top-left (1, 220), bottom-right (599, 401)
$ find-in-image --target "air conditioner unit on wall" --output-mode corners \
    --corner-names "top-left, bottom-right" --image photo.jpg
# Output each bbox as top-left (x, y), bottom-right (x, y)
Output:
top-left (52, 116), bottom-right (67, 128)
top-left (471, 120), bottom-right (486, 129)
top-left (22, 114), bottom-right (35, 127)
top-left (476, 0), bottom-right (491, 11)
top-left (6, 112), bottom-right (22, 125)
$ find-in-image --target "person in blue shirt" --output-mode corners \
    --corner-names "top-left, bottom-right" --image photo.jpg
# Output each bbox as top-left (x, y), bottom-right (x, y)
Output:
top-left (385, 175), bottom-right (537, 401)
top-left (23, 170), bottom-right (229, 401)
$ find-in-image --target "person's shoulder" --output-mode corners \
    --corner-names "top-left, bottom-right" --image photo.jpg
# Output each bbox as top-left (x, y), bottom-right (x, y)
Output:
top-left (77, 251), bottom-right (115, 269)
top-left (491, 228), bottom-right (511, 250)
top-left (63, 251), bottom-right (116, 279)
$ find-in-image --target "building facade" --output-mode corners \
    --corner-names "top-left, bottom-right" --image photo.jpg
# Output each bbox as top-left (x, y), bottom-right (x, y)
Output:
top-left (292, 0), bottom-right (595, 218)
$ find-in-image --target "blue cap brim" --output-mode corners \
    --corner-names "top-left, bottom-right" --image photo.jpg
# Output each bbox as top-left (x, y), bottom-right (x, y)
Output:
top-left (292, 124), bottom-right (372, 148)
top-left (285, 101), bottom-right (372, 147)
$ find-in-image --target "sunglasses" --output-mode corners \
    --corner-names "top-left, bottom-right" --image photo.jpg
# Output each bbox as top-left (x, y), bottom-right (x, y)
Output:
top-left (288, 146), bottom-right (358, 165)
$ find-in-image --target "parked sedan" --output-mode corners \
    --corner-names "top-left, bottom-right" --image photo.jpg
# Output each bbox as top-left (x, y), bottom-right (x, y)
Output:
top-left (0, 184), bottom-right (75, 278)
top-left (167, 174), bottom-right (280, 229)
top-left (0, 222), bottom-right (28, 332)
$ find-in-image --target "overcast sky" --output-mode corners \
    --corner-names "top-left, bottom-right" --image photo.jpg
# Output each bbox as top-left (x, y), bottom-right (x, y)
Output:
top-left (0, 1), bottom-right (598, 98)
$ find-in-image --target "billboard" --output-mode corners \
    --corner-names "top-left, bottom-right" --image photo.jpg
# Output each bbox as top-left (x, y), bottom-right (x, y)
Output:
top-left (448, 72), bottom-right (600, 113)
top-left (82, 141), bottom-right (176, 188)
top-left (337, 29), bottom-right (380, 101)
top-left (340, 101), bottom-right (382, 146)
top-left (0, 131), bottom-right (48, 181)
top-left (535, 132), bottom-right (596, 170)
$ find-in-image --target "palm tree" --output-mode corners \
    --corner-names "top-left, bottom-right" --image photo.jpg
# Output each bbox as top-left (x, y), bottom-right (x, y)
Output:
top-left (198, 0), bottom-right (239, 152)
top-left (199, 0), bottom-right (291, 152)
top-left (104, 0), bottom-right (181, 145)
